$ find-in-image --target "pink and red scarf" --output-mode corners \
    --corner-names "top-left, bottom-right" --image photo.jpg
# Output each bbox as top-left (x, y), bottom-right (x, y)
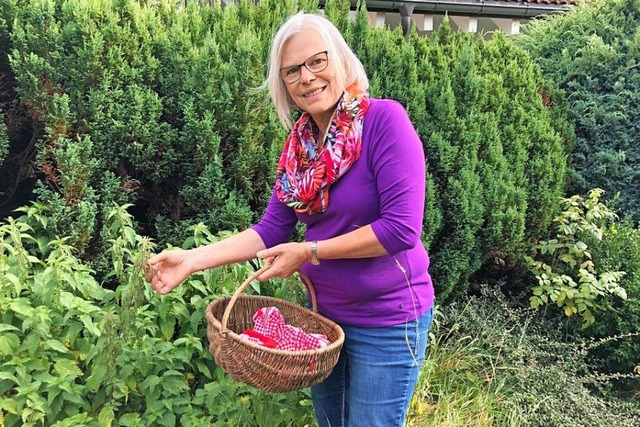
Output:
top-left (274, 84), bottom-right (370, 215)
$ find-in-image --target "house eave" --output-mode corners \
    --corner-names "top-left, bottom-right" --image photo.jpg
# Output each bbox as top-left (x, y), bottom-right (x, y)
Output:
top-left (336, 0), bottom-right (573, 19)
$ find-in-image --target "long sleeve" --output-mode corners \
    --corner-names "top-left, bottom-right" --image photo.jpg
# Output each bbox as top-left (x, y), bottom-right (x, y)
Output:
top-left (367, 100), bottom-right (426, 255)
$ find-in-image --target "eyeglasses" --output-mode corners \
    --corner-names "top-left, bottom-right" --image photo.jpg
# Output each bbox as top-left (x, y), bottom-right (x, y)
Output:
top-left (279, 51), bottom-right (329, 84)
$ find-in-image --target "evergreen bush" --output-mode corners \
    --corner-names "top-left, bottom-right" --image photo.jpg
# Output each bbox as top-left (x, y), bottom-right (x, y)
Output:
top-left (1, 0), bottom-right (569, 300)
top-left (515, 0), bottom-right (640, 222)
top-left (4, 0), bottom-right (295, 251)
top-left (406, 21), bottom-right (567, 299)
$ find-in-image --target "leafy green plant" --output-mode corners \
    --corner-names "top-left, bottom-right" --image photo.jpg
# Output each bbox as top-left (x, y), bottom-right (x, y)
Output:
top-left (0, 217), bottom-right (113, 426)
top-left (572, 217), bottom-right (640, 396)
top-left (410, 287), bottom-right (640, 427)
top-left (0, 205), bottom-right (316, 426)
top-left (525, 188), bottom-right (627, 327)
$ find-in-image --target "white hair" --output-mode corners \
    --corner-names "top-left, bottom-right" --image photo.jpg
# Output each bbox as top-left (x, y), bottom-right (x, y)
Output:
top-left (264, 12), bottom-right (369, 129)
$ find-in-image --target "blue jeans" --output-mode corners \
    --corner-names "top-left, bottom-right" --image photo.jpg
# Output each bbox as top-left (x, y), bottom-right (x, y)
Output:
top-left (311, 306), bottom-right (434, 427)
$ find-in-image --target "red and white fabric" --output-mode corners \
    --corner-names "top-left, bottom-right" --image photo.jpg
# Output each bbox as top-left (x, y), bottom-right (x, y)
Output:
top-left (239, 306), bottom-right (330, 351)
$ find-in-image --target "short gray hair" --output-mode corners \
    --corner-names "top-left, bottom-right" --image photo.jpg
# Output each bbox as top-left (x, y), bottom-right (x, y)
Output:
top-left (265, 12), bottom-right (369, 129)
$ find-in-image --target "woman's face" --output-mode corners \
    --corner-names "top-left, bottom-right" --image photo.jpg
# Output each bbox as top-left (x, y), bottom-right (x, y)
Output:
top-left (280, 28), bottom-right (343, 131)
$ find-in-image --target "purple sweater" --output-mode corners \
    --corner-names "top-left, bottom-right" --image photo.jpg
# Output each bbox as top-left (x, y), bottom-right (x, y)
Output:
top-left (252, 99), bottom-right (434, 327)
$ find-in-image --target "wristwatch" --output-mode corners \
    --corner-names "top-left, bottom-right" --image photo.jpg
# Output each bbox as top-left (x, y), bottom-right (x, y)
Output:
top-left (310, 240), bottom-right (320, 265)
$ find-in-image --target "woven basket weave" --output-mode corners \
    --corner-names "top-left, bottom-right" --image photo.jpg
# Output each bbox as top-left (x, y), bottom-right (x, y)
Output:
top-left (205, 267), bottom-right (345, 392)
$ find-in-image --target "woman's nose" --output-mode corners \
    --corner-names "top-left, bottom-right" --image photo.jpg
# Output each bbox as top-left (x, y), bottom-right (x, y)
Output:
top-left (299, 65), bottom-right (316, 83)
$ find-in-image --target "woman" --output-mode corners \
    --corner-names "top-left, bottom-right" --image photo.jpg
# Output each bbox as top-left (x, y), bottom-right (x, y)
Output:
top-left (145, 12), bottom-right (435, 427)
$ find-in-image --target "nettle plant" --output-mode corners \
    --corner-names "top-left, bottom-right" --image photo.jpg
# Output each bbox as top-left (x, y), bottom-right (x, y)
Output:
top-left (525, 188), bottom-right (627, 327)
top-left (0, 204), bottom-right (315, 427)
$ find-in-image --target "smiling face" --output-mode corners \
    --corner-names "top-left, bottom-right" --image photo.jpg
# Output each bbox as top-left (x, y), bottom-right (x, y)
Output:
top-left (280, 27), bottom-right (344, 132)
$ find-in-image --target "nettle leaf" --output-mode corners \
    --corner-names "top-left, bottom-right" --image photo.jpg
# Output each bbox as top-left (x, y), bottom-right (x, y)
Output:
top-left (195, 360), bottom-right (212, 379)
top-left (3, 272), bottom-right (20, 288)
top-left (98, 405), bottom-right (115, 427)
top-left (54, 358), bottom-right (83, 379)
top-left (0, 323), bottom-right (19, 334)
top-left (1, 397), bottom-right (18, 415)
top-left (85, 364), bottom-right (107, 392)
top-left (10, 299), bottom-right (34, 317)
top-left (0, 333), bottom-right (20, 356)
top-left (58, 291), bottom-right (78, 309)
top-left (49, 411), bottom-right (92, 426)
top-left (189, 310), bottom-right (204, 332)
top-left (79, 315), bottom-right (101, 337)
top-left (44, 339), bottom-right (69, 353)
top-left (0, 371), bottom-right (18, 383)
top-left (140, 374), bottom-right (162, 392)
top-left (21, 332), bottom-right (41, 356)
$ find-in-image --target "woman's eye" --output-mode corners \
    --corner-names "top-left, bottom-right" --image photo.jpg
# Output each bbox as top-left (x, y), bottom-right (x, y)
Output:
top-left (286, 66), bottom-right (300, 76)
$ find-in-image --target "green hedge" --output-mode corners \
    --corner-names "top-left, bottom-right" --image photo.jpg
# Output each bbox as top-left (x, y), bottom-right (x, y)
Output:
top-left (1, 0), bottom-right (12, 166)
top-left (515, 0), bottom-right (640, 222)
top-left (1, 0), bottom-right (569, 299)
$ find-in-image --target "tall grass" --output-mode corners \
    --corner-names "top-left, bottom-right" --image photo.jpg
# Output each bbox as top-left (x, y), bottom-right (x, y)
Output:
top-left (407, 302), bottom-right (521, 427)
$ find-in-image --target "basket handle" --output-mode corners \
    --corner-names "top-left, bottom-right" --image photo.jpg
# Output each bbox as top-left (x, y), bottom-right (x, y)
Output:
top-left (220, 265), bottom-right (319, 332)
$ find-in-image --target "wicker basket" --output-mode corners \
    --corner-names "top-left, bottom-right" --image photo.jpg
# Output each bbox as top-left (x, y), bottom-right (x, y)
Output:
top-left (205, 267), bottom-right (345, 393)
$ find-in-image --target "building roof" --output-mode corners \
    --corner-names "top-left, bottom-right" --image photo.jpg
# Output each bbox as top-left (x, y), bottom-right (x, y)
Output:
top-left (346, 0), bottom-right (576, 19)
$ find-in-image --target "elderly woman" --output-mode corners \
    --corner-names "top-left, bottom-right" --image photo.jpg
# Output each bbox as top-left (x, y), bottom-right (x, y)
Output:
top-left (146, 11), bottom-right (435, 427)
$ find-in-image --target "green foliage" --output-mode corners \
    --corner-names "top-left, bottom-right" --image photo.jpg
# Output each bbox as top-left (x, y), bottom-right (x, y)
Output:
top-left (0, 217), bottom-right (114, 426)
top-left (407, 304), bottom-right (520, 426)
top-left (2, 0), bottom-right (569, 300)
top-left (525, 189), bottom-right (627, 327)
top-left (410, 288), bottom-right (640, 427)
top-left (0, 0), bottom-right (12, 167)
top-left (398, 18), bottom-right (566, 300)
top-left (351, 9), bottom-right (547, 300)
top-left (575, 218), bottom-right (640, 394)
top-left (4, 0), bottom-right (292, 252)
top-left (516, 0), bottom-right (640, 221)
top-left (0, 205), bottom-right (315, 426)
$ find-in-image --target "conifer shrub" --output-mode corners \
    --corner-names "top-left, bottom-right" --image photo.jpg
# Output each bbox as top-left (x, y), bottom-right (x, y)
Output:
top-left (359, 18), bottom-right (568, 300)
top-left (4, 0), bottom-right (296, 251)
top-left (2, 0), bottom-right (569, 300)
top-left (515, 0), bottom-right (640, 222)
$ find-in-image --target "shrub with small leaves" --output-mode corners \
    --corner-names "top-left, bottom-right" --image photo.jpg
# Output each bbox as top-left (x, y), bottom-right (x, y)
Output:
top-left (413, 287), bottom-right (640, 427)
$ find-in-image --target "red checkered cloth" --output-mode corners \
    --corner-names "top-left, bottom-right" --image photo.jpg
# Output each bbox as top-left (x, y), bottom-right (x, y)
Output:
top-left (239, 306), bottom-right (330, 351)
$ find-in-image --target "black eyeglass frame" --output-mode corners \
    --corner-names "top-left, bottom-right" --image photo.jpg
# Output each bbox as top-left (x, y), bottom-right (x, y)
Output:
top-left (279, 50), bottom-right (329, 84)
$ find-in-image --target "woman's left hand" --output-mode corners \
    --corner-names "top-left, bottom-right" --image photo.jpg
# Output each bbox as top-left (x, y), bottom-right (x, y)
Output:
top-left (255, 242), bottom-right (311, 280)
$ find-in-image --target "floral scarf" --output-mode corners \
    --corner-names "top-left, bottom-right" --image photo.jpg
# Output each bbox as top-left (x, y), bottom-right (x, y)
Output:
top-left (274, 84), bottom-right (370, 215)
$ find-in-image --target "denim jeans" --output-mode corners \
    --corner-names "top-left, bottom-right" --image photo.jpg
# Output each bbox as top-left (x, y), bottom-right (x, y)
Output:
top-left (311, 306), bottom-right (434, 427)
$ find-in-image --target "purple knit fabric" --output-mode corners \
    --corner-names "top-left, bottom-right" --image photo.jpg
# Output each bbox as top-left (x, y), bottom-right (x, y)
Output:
top-left (252, 99), bottom-right (435, 327)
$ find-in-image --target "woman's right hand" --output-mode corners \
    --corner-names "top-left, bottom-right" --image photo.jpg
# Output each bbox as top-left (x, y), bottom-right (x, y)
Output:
top-left (144, 249), bottom-right (193, 295)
